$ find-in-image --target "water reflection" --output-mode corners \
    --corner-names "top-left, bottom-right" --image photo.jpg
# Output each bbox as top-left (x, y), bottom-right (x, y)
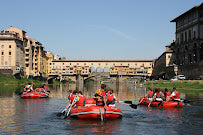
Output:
top-left (67, 119), bottom-right (122, 134)
top-left (0, 82), bottom-right (203, 135)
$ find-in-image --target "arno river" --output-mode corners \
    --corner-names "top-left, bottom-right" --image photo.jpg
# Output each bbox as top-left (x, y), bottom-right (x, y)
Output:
top-left (0, 82), bottom-right (202, 135)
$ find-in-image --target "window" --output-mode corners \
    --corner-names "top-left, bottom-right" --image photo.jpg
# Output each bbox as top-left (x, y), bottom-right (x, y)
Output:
top-left (9, 45), bottom-right (11, 48)
top-left (1, 45), bottom-right (4, 48)
top-left (185, 32), bottom-right (187, 42)
top-left (193, 31), bottom-right (196, 39)
top-left (9, 52), bottom-right (11, 55)
top-left (1, 51), bottom-right (4, 55)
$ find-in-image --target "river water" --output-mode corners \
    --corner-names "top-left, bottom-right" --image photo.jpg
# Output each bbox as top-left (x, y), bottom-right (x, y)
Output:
top-left (0, 82), bottom-right (203, 135)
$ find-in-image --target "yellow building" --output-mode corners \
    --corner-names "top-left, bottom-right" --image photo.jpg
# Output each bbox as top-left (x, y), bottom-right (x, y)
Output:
top-left (0, 26), bottom-right (47, 78)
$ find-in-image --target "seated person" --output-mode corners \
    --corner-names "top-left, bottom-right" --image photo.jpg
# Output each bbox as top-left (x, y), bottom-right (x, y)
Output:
top-left (93, 84), bottom-right (107, 108)
top-left (106, 89), bottom-right (119, 106)
top-left (25, 83), bottom-right (33, 92)
top-left (167, 87), bottom-right (180, 101)
top-left (146, 88), bottom-right (154, 101)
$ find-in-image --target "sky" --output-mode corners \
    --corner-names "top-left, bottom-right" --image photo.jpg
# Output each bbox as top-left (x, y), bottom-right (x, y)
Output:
top-left (1, 0), bottom-right (202, 60)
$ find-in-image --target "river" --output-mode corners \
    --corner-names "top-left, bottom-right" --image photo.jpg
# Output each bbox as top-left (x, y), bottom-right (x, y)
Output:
top-left (0, 82), bottom-right (203, 135)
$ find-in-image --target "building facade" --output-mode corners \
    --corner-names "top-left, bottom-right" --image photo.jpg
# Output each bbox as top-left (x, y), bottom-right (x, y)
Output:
top-left (171, 3), bottom-right (203, 79)
top-left (0, 26), bottom-right (48, 78)
top-left (152, 42), bottom-right (176, 79)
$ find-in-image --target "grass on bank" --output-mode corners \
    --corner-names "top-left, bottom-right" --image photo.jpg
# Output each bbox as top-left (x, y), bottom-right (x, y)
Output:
top-left (143, 80), bottom-right (203, 91)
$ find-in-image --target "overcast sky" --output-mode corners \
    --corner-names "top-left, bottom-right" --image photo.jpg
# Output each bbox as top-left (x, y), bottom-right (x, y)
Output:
top-left (1, 0), bottom-right (202, 60)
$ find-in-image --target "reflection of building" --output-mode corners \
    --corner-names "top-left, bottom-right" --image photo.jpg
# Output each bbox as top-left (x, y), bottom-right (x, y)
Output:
top-left (171, 3), bottom-right (203, 79)
top-left (152, 42), bottom-right (176, 79)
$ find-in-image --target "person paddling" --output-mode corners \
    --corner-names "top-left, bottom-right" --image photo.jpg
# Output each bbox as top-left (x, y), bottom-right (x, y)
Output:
top-left (148, 88), bottom-right (164, 107)
top-left (71, 91), bottom-right (86, 107)
top-left (167, 87), bottom-right (180, 101)
top-left (24, 82), bottom-right (33, 92)
top-left (164, 88), bottom-right (171, 100)
top-left (93, 84), bottom-right (107, 109)
top-left (106, 89), bottom-right (119, 106)
top-left (62, 90), bottom-right (77, 113)
top-left (146, 88), bottom-right (154, 101)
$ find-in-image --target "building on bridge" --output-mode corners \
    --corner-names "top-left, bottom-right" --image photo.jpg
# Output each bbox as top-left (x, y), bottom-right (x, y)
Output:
top-left (50, 60), bottom-right (154, 80)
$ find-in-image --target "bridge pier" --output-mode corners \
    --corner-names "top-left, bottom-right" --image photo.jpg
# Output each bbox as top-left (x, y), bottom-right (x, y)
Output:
top-left (76, 75), bottom-right (84, 91)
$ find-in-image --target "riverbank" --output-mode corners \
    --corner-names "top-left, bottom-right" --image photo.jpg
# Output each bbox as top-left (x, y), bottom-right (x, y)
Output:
top-left (143, 80), bottom-right (203, 91)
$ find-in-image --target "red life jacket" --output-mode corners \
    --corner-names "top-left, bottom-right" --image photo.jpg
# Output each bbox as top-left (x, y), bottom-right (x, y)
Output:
top-left (76, 96), bottom-right (86, 106)
top-left (148, 91), bottom-right (153, 98)
top-left (156, 91), bottom-right (163, 98)
top-left (172, 91), bottom-right (180, 99)
top-left (68, 94), bottom-right (75, 103)
top-left (165, 92), bottom-right (171, 97)
top-left (107, 93), bottom-right (114, 101)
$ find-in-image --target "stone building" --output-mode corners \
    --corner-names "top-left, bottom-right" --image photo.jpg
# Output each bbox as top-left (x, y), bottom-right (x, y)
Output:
top-left (171, 3), bottom-right (203, 79)
top-left (0, 26), bottom-right (48, 78)
top-left (152, 42), bottom-right (176, 79)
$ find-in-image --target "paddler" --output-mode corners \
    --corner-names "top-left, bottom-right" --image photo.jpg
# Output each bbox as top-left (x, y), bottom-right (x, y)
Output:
top-left (62, 90), bottom-right (77, 113)
top-left (72, 91), bottom-right (86, 107)
top-left (93, 84), bottom-right (107, 108)
top-left (106, 89), bottom-right (119, 106)
top-left (167, 87), bottom-right (180, 101)
top-left (24, 82), bottom-right (33, 92)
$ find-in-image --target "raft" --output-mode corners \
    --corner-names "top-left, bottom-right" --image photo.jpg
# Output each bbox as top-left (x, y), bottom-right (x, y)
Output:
top-left (139, 97), bottom-right (183, 108)
top-left (70, 98), bottom-right (122, 119)
top-left (21, 88), bottom-right (49, 99)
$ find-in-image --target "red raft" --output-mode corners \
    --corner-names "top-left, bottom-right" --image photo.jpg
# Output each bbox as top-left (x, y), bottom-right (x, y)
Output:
top-left (139, 97), bottom-right (183, 108)
top-left (70, 98), bottom-right (122, 119)
top-left (21, 88), bottom-right (49, 99)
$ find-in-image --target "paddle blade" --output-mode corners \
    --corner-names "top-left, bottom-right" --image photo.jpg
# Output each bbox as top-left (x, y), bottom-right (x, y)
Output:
top-left (56, 111), bottom-right (65, 117)
top-left (124, 101), bottom-right (132, 104)
top-left (130, 104), bottom-right (137, 109)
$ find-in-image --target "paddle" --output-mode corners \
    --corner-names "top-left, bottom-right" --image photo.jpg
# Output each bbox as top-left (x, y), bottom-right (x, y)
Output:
top-left (104, 106), bottom-right (107, 123)
top-left (64, 95), bottom-right (78, 119)
top-left (123, 101), bottom-right (137, 109)
top-left (56, 105), bottom-right (70, 117)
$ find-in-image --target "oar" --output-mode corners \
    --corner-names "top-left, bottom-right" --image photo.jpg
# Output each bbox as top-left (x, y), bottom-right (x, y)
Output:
top-left (104, 107), bottom-right (107, 123)
top-left (123, 101), bottom-right (137, 109)
top-left (64, 96), bottom-right (78, 119)
top-left (99, 108), bottom-right (103, 121)
top-left (64, 105), bottom-right (72, 119)
top-left (56, 105), bottom-right (70, 117)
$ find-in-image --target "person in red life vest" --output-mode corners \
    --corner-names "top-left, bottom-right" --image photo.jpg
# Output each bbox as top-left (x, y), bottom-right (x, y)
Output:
top-left (73, 91), bottom-right (86, 107)
top-left (151, 88), bottom-right (165, 102)
top-left (106, 89), bottom-right (119, 106)
top-left (168, 87), bottom-right (180, 101)
top-left (146, 88), bottom-right (153, 98)
top-left (164, 88), bottom-right (171, 100)
top-left (146, 87), bottom-right (154, 101)
top-left (62, 90), bottom-right (77, 113)
top-left (93, 84), bottom-right (107, 108)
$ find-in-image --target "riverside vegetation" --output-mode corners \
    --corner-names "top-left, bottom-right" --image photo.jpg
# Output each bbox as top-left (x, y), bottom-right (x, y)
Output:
top-left (143, 80), bottom-right (203, 92)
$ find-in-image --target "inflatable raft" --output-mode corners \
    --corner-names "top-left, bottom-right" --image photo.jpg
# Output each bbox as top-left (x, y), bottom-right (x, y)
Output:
top-left (70, 98), bottom-right (122, 119)
top-left (139, 97), bottom-right (183, 108)
top-left (21, 88), bottom-right (49, 99)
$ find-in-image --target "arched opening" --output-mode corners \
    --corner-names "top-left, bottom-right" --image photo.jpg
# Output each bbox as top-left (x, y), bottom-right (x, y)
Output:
top-left (96, 67), bottom-right (103, 73)
top-left (90, 67), bottom-right (96, 73)
top-left (103, 67), bottom-right (110, 72)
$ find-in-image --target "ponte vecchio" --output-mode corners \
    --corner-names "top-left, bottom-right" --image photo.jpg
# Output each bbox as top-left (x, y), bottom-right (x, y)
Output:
top-left (50, 60), bottom-right (154, 82)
